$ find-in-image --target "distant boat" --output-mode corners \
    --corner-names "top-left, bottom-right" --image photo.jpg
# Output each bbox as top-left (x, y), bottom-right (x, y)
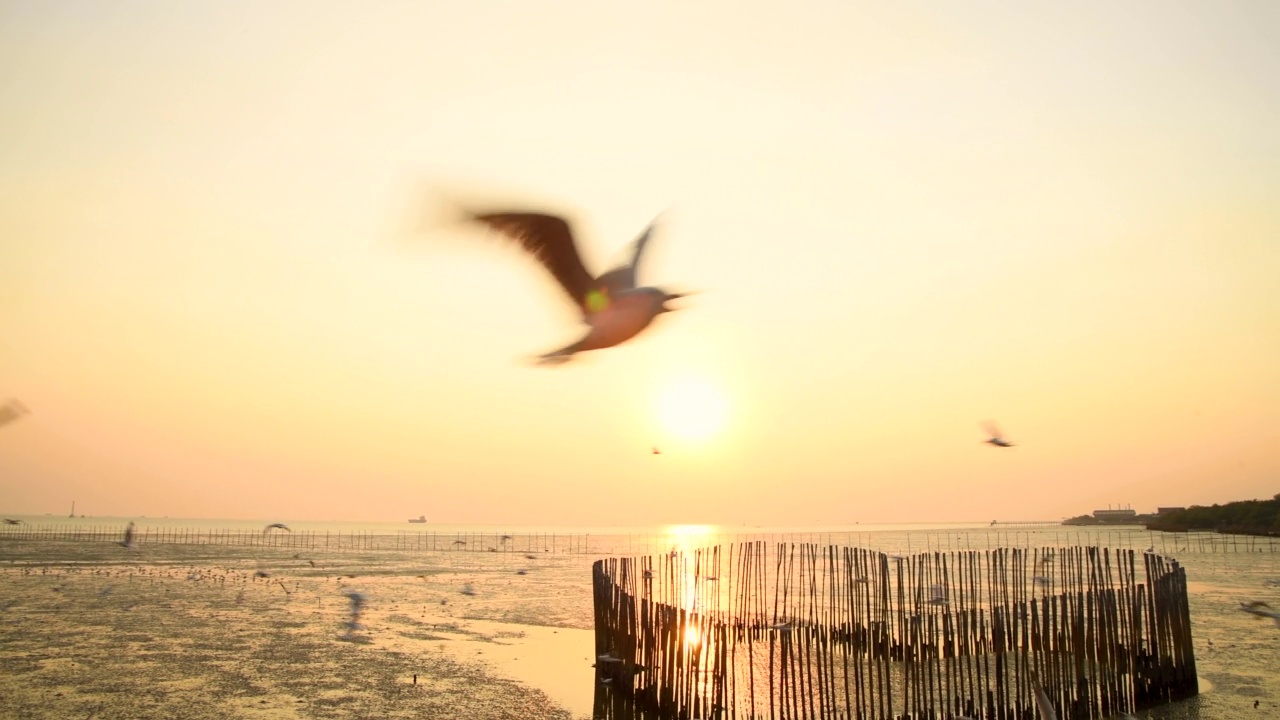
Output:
top-left (408, 515), bottom-right (427, 524)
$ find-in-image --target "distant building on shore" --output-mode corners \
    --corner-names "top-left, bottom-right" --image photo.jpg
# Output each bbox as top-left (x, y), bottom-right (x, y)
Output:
top-left (1062, 504), bottom-right (1156, 526)
top-left (1092, 507), bottom-right (1138, 522)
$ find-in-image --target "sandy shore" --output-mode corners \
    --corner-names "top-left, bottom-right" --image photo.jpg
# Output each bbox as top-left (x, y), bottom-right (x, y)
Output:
top-left (0, 540), bottom-right (598, 720)
top-left (7, 534), bottom-right (1280, 720)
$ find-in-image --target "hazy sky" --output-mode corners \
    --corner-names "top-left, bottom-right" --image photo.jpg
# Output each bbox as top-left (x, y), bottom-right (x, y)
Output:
top-left (1, 1), bottom-right (1277, 525)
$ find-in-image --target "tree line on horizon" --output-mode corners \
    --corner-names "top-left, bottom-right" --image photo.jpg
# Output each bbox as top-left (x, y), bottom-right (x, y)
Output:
top-left (1146, 494), bottom-right (1280, 536)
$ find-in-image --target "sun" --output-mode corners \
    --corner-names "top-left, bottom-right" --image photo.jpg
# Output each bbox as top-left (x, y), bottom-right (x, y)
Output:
top-left (657, 376), bottom-right (727, 441)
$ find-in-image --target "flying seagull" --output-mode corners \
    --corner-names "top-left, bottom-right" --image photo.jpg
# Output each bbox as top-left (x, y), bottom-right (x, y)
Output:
top-left (0, 399), bottom-right (30, 428)
top-left (264, 523), bottom-right (291, 534)
top-left (342, 589), bottom-right (366, 637)
top-left (465, 209), bottom-right (692, 364)
top-left (927, 584), bottom-right (948, 606)
top-left (1238, 601), bottom-right (1280, 627)
top-left (981, 421), bottom-right (1015, 448)
top-left (1031, 674), bottom-right (1057, 720)
top-left (118, 521), bottom-right (136, 550)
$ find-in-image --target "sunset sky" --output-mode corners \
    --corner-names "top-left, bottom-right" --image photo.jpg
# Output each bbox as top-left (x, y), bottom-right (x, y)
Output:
top-left (1, 1), bottom-right (1277, 525)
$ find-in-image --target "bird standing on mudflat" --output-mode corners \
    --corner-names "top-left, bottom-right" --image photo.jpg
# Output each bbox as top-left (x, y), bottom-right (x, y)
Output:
top-left (464, 209), bottom-right (692, 364)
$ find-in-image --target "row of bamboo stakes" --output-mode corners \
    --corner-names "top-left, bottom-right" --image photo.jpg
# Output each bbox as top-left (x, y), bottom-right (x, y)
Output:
top-left (593, 544), bottom-right (1196, 720)
top-left (0, 525), bottom-right (592, 554)
top-left (2, 522), bottom-right (1275, 556)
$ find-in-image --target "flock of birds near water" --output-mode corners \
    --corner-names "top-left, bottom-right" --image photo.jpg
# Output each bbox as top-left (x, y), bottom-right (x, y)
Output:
top-left (1, 518), bottom-right (555, 643)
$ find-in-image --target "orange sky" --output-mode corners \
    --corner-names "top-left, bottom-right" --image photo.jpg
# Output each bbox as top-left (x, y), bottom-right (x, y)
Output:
top-left (1, 1), bottom-right (1277, 524)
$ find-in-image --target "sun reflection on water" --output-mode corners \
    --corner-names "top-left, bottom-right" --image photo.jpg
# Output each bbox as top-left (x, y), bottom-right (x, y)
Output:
top-left (684, 622), bottom-right (701, 648)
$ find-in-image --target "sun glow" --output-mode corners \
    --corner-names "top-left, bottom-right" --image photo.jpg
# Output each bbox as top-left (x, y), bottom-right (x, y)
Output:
top-left (657, 376), bottom-right (727, 442)
top-left (684, 623), bottom-right (702, 648)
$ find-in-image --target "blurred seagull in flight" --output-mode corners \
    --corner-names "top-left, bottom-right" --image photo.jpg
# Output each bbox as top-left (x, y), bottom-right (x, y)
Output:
top-left (118, 521), bottom-right (137, 550)
top-left (1031, 674), bottom-right (1057, 720)
top-left (927, 584), bottom-right (948, 606)
top-left (981, 421), bottom-right (1015, 448)
top-left (464, 208), bottom-right (693, 364)
top-left (1238, 601), bottom-right (1280, 627)
top-left (0, 398), bottom-right (30, 428)
top-left (264, 523), bottom-right (291, 534)
top-left (342, 589), bottom-right (366, 637)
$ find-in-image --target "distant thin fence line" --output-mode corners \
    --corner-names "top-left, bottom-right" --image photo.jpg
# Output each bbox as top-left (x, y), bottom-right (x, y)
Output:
top-left (1, 523), bottom-right (1276, 556)
top-left (592, 544), bottom-right (1197, 720)
top-left (0, 525), bottom-right (592, 554)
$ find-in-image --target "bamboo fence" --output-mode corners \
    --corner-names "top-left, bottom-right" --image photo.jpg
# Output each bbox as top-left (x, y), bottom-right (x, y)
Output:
top-left (592, 544), bottom-right (1197, 720)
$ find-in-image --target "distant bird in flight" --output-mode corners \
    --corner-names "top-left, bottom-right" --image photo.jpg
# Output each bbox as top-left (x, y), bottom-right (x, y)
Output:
top-left (651, 447), bottom-right (661, 455)
top-left (118, 521), bottom-right (136, 550)
top-left (342, 589), bottom-right (366, 637)
top-left (1238, 601), bottom-right (1280, 627)
top-left (0, 399), bottom-right (30, 428)
top-left (3, 519), bottom-right (20, 525)
top-left (1031, 675), bottom-right (1057, 720)
top-left (927, 584), bottom-right (948, 606)
top-left (981, 421), bottom-right (1015, 448)
top-left (464, 208), bottom-right (693, 364)
top-left (264, 523), bottom-right (291, 534)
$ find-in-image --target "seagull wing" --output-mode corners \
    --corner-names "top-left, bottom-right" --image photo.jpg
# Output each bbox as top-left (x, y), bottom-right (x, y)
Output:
top-left (597, 219), bottom-right (659, 296)
top-left (1031, 677), bottom-right (1058, 720)
top-left (468, 212), bottom-right (597, 315)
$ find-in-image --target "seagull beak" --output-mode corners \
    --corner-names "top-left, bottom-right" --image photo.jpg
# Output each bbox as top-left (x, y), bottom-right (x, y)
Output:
top-left (662, 290), bottom-right (700, 311)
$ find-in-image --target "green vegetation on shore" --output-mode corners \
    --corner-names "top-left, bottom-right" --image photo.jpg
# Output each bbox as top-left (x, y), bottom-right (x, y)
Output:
top-left (1145, 494), bottom-right (1280, 536)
